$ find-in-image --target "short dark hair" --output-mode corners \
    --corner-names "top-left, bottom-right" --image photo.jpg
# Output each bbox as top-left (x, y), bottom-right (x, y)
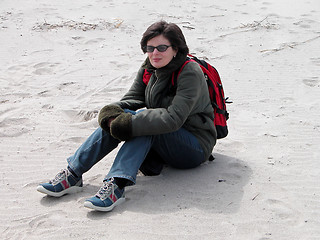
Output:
top-left (140, 21), bottom-right (189, 55)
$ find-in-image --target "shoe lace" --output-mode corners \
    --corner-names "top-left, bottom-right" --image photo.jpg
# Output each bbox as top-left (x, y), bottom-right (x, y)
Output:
top-left (96, 178), bottom-right (115, 200)
top-left (50, 169), bottom-right (68, 185)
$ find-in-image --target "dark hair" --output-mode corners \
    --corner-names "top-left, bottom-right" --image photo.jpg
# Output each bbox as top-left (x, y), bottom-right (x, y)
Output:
top-left (140, 21), bottom-right (189, 55)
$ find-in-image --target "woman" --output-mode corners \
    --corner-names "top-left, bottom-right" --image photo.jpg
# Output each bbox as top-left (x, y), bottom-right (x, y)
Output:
top-left (37, 20), bottom-right (217, 212)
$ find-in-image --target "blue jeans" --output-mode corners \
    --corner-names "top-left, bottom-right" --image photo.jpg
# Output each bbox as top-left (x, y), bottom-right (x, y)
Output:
top-left (67, 110), bottom-right (205, 186)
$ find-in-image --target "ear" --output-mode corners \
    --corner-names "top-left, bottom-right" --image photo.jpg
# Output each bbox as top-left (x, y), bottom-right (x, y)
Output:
top-left (173, 49), bottom-right (178, 57)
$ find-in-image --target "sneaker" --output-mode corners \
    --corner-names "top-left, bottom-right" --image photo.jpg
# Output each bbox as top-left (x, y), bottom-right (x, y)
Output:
top-left (84, 178), bottom-right (125, 212)
top-left (37, 169), bottom-right (83, 197)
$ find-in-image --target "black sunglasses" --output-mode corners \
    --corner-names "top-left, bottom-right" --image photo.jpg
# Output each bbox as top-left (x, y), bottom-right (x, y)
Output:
top-left (144, 45), bottom-right (172, 53)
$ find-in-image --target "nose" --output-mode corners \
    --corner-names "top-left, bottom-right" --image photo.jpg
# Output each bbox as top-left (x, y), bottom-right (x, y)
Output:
top-left (152, 48), bottom-right (160, 54)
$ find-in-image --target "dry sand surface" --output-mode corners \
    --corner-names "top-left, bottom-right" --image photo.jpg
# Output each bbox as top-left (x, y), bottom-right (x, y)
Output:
top-left (1, 0), bottom-right (319, 239)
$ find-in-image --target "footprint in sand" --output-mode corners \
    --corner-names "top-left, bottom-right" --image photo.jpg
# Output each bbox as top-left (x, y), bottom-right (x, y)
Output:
top-left (28, 210), bottom-right (67, 229)
top-left (0, 117), bottom-right (32, 137)
top-left (63, 109), bottom-right (98, 122)
top-left (293, 19), bottom-right (316, 29)
top-left (7, 64), bottom-right (29, 72)
top-left (302, 77), bottom-right (319, 87)
top-left (29, 49), bottom-right (54, 56)
top-left (310, 57), bottom-right (320, 66)
top-left (32, 62), bottom-right (60, 75)
top-left (84, 37), bottom-right (105, 45)
top-left (264, 198), bottom-right (298, 222)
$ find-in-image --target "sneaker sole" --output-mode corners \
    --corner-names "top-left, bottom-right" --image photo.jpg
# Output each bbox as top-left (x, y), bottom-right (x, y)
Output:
top-left (36, 185), bottom-right (83, 197)
top-left (84, 197), bottom-right (125, 212)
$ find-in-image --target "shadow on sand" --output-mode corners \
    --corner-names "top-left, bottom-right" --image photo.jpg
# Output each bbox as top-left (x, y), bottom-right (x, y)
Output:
top-left (85, 153), bottom-right (252, 219)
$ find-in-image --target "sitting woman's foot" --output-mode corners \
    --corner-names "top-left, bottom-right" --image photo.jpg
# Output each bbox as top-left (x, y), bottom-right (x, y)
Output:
top-left (84, 178), bottom-right (125, 212)
top-left (37, 169), bottom-right (83, 197)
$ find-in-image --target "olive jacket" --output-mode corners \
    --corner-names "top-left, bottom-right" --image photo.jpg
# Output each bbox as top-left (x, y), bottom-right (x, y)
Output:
top-left (111, 53), bottom-right (217, 160)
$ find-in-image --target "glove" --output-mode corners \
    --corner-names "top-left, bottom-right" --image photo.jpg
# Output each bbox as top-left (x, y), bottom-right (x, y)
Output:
top-left (98, 105), bottom-right (124, 132)
top-left (110, 113), bottom-right (132, 141)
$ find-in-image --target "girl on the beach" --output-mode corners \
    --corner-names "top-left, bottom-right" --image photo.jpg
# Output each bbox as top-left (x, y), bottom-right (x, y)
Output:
top-left (37, 20), bottom-right (217, 212)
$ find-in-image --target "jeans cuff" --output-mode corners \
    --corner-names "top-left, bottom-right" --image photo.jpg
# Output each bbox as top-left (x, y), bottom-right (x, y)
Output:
top-left (104, 175), bottom-right (136, 186)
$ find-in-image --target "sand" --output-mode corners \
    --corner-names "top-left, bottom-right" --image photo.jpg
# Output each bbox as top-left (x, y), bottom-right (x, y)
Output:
top-left (1, 0), bottom-right (319, 239)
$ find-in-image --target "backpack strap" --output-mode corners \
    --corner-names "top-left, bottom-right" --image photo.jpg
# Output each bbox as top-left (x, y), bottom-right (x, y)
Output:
top-left (171, 58), bottom-right (193, 86)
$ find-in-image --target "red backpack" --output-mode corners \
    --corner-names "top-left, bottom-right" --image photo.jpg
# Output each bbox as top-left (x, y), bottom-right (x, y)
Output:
top-left (143, 54), bottom-right (230, 140)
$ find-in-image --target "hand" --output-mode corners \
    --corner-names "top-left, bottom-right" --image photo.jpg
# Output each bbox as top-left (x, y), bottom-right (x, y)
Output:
top-left (98, 105), bottom-right (124, 131)
top-left (110, 113), bottom-right (132, 141)
top-left (107, 117), bottom-right (115, 127)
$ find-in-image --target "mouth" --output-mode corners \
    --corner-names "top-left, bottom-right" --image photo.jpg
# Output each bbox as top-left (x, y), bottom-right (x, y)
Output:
top-left (152, 58), bottom-right (161, 62)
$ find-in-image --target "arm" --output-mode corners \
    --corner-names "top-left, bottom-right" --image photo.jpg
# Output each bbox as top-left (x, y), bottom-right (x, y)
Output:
top-left (98, 67), bottom-right (146, 138)
top-left (111, 67), bottom-right (147, 110)
top-left (131, 62), bottom-right (205, 136)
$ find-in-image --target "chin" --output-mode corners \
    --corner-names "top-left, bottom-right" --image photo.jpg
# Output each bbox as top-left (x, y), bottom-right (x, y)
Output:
top-left (151, 62), bottom-right (165, 69)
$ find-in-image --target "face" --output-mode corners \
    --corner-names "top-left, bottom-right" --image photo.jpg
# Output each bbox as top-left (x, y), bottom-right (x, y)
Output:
top-left (146, 35), bottom-right (178, 69)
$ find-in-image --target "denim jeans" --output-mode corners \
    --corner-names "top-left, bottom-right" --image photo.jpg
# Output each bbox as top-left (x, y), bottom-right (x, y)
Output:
top-left (67, 110), bottom-right (205, 186)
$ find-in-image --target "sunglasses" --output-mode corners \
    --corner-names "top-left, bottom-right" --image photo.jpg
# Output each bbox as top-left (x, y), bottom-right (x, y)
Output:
top-left (144, 45), bottom-right (172, 53)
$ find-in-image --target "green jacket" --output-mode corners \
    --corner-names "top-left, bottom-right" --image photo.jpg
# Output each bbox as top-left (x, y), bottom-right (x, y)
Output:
top-left (113, 53), bottom-right (217, 160)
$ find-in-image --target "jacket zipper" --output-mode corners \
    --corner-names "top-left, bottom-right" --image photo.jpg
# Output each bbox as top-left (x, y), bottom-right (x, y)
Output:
top-left (148, 73), bottom-right (160, 107)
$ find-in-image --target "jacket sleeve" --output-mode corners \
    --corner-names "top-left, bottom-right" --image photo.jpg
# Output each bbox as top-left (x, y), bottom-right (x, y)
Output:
top-left (131, 62), bottom-right (206, 136)
top-left (111, 67), bottom-right (147, 110)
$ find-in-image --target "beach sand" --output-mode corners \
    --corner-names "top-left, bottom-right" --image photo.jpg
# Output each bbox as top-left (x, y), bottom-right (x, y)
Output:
top-left (1, 0), bottom-right (319, 239)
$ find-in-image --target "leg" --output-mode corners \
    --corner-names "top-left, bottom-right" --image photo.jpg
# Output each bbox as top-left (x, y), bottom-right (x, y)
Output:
top-left (105, 128), bottom-right (204, 186)
top-left (67, 127), bottom-right (120, 177)
top-left (152, 128), bottom-right (205, 169)
top-left (67, 108), bottom-right (138, 176)
top-left (139, 148), bottom-right (164, 176)
top-left (37, 127), bottom-right (120, 197)
top-left (84, 135), bottom-right (152, 211)
top-left (84, 128), bottom-right (204, 212)
top-left (105, 135), bottom-right (153, 184)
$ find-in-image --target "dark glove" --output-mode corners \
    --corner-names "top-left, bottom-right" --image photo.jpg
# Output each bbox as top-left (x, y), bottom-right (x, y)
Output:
top-left (110, 113), bottom-right (132, 141)
top-left (98, 105), bottom-right (124, 131)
